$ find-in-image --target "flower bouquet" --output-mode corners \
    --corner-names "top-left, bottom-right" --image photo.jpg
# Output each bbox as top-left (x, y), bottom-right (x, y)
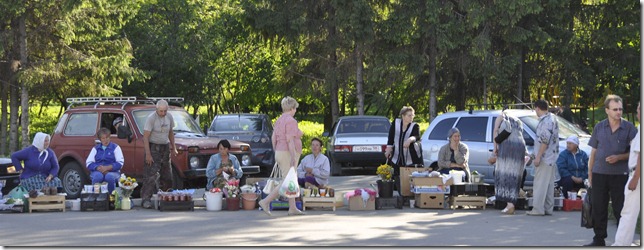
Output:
top-left (376, 163), bottom-right (394, 182)
top-left (118, 173), bottom-right (138, 198)
top-left (223, 179), bottom-right (240, 198)
top-left (376, 162), bottom-right (395, 198)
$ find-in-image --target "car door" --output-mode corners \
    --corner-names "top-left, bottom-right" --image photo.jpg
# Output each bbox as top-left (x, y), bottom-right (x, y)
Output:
top-left (454, 116), bottom-right (494, 181)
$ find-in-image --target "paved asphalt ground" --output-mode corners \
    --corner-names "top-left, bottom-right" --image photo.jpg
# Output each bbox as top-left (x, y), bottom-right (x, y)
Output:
top-left (0, 175), bottom-right (640, 247)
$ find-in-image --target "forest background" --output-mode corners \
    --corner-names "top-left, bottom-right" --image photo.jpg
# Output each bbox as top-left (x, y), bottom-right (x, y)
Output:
top-left (0, 0), bottom-right (641, 156)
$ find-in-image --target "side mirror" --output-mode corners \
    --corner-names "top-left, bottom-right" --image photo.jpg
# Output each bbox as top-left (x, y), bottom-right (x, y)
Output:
top-left (524, 137), bottom-right (534, 146)
top-left (322, 131), bottom-right (329, 137)
top-left (117, 125), bottom-right (133, 143)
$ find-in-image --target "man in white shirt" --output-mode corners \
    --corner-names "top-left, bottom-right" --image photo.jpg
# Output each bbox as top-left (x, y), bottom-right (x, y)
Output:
top-left (297, 138), bottom-right (330, 188)
top-left (612, 102), bottom-right (641, 246)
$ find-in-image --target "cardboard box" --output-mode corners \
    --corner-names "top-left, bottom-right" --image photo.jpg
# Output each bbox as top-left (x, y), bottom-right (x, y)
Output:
top-left (414, 193), bottom-right (448, 209)
top-left (412, 185), bottom-right (451, 194)
top-left (349, 195), bottom-right (375, 211)
top-left (411, 176), bottom-right (454, 187)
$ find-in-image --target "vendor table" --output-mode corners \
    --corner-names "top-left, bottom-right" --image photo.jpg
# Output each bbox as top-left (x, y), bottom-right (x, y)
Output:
top-left (28, 195), bottom-right (66, 213)
top-left (302, 196), bottom-right (342, 211)
top-left (449, 183), bottom-right (491, 210)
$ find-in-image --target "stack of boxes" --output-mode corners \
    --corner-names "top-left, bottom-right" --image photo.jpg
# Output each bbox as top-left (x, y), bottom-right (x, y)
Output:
top-left (410, 176), bottom-right (454, 209)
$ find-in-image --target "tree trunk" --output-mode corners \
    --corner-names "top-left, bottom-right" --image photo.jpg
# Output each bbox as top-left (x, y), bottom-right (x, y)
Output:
top-left (328, 5), bottom-right (340, 125)
top-left (9, 73), bottom-right (19, 153)
top-left (19, 14), bottom-right (30, 147)
top-left (355, 43), bottom-right (365, 116)
top-left (0, 61), bottom-right (9, 155)
top-left (517, 48), bottom-right (525, 102)
top-left (428, 28), bottom-right (437, 122)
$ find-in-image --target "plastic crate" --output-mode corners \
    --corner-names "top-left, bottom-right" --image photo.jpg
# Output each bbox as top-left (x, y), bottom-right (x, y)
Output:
top-left (159, 200), bottom-right (194, 211)
top-left (80, 193), bottom-right (109, 211)
top-left (376, 197), bottom-right (403, 210)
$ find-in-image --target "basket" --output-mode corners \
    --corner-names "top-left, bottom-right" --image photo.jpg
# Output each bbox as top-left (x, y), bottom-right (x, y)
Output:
top-left (471, 175), bottom-right (484, 183)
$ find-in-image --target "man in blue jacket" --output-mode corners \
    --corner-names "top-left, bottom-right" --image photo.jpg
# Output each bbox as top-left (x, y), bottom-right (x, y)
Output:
top-left (556, 135), bottom-right (588, 199)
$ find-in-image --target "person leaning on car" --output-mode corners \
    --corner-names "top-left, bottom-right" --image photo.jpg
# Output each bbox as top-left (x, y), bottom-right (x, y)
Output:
top-left (437, 127), bottom-right (470, 182)
top-left (556, 135), bottom-right (588, 199)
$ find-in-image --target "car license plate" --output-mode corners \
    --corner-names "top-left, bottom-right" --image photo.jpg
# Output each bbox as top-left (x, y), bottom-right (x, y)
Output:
top-left (352, 146), bottom-right (381, 152)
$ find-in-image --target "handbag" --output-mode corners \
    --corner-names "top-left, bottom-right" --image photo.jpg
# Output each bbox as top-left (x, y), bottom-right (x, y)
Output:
top-left (581, 187), bottom-right (593, 228)
top-left (262, 163), bottom-right (282, 194)
top-left (279, 166), bottom-right (300, 198)
top-left (494, 114), bottom-right (512, 143)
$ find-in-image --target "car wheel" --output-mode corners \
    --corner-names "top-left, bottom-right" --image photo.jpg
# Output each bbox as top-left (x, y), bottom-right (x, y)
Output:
top-left (330, 160), bottom-right (343, 176)
top-left (172, 167), bottom-right (185, 190)
top-left (60, 161), bottom-right (89, 199)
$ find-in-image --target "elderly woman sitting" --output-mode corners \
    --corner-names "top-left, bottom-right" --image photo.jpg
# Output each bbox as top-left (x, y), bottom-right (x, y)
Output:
top-left (437, 128), bottom-right (471, 182)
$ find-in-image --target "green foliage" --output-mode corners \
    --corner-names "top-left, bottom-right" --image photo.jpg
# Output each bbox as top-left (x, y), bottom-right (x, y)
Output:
top-left (298, 120), bottom-right (327, 157)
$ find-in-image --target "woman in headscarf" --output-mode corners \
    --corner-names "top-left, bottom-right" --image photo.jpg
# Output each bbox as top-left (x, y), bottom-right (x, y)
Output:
top-left (10, 132), bottom-right (62, 192)
top-left (437, 128), bottom-right (470, 182)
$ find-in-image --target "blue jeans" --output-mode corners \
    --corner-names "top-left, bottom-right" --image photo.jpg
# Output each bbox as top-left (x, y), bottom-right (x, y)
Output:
top-left (90, 171), bottom-right (120, 193)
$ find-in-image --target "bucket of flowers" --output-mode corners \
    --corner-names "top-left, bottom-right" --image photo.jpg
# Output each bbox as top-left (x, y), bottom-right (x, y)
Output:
top-left (117, 174), bottom-right (138, 210)
top-left (224, 179), bottom-right (240, 211)
top-left (376, 161), bottom-right (394, 198)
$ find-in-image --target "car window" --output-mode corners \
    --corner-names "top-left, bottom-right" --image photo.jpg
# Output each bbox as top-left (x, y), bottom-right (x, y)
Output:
top-left (54, 113), bottom-right (68, 134)
top-left (455, 117), bottom-right (488, 142)
top-left (64, 112), bottom-right (98, 136)
top-left (519, 115), bottom-right (589, 139)
top-left (338, 119), bottom-right (390, 134)
top-left (428, 118), bottom-right (457, 140)
top-left (211, 116), bottom-right (263, 132)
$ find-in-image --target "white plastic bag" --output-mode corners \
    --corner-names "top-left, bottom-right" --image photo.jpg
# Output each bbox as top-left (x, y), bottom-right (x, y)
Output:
top-left (279, 167), bottom-right (300, 198)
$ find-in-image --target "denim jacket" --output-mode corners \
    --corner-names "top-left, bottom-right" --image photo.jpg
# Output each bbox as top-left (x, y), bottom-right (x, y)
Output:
top-left (206, 153), bottom-right (243, 190)
top-left (556, 149), bottom-right (589, 179)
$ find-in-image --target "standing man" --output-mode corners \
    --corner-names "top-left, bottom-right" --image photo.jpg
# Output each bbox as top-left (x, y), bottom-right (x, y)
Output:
top-left (584, 95), bottom-right (637, 246)
top-left (526, 99), bottom-right (559, 216)
top-left (612, 102), bottom-right (640, 246)
top-left (141, 100), bottom-right (178, 209)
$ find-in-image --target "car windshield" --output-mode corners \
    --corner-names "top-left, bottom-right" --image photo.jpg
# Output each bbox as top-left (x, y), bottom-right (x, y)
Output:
top-left (519, 115), bottom-right (590, 139)
top-left (337, 119), bottom-right (390, 134)
top-left (133, 109), bottom-right (204, 136)
top-left (210, 116), bottom-right (263, 132)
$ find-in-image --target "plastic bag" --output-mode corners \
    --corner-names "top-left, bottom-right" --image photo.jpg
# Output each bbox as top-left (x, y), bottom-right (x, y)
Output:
top-left (279, 167), bottom-right (300, 198)
top-left (581, 187), bottom-right (593, 228)
top-left (8, 185), bottom-right (29, 200)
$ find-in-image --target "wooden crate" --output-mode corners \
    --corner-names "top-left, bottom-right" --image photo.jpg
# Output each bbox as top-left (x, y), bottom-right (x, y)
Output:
top-left (450, 196), bottom-right (486, 210)
top-left (159, 200), bottom-right (194, 211)
top-left (302, 196), bottom-right (342, 211)
top-left (28, 195), bottom-right (65, 213)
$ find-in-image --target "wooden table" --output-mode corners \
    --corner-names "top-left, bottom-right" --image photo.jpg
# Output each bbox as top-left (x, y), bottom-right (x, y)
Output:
top-left (302, 196), bottom-right (342, 211)
top-left (28, 195), bottom-right (66, 213)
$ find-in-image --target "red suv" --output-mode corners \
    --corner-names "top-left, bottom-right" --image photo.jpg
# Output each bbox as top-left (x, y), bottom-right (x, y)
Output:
top-left (49, 97), bottom-right (259, 199)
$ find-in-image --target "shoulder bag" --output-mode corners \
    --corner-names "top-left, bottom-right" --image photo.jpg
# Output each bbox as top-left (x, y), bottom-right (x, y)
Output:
top-left (262, 163), bottom-right (282, 195)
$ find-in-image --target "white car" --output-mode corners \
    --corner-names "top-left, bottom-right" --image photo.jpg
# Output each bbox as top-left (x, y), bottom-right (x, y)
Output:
top-left (322, 116), bottom-right (392, 176)
top-left (419, 109), bottom-right (592, 186)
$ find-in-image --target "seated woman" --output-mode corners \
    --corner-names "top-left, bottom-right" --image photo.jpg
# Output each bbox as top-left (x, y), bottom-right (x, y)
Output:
top-left (556, 135), bottom-right (588, 199)
top-left (206, 139), bottom-right (243, 190)
top-left (10, 132), bottom-right (63, 192)
top-left (437, 128), bottom-right (471, 182)
top-left (86, 127), bottom-right (124, 193)
top-left (296, 138), bottom-right (330, 188)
